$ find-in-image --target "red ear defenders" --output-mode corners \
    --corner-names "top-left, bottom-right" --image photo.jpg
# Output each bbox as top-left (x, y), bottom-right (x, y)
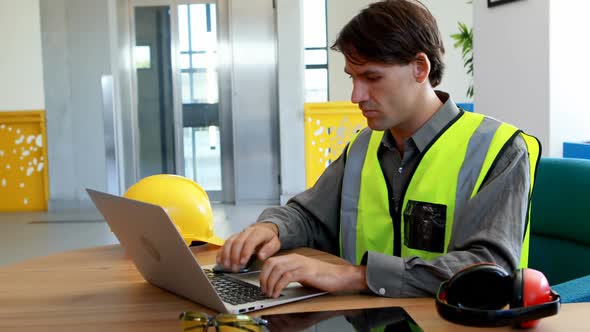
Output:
top-left (435, 263), bottom-right (560, 328)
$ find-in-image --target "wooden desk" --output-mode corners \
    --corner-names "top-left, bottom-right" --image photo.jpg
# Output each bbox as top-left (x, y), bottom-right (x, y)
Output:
top-left (0, 245), bottom-right (587, 331)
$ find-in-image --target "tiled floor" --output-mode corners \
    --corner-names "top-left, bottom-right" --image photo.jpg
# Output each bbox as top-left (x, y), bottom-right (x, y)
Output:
top-left (0, 203), bottom-right (272, 267)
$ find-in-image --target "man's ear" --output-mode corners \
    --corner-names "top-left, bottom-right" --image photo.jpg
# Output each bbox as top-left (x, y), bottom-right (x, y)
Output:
top-left (413, 52), bottom-right (431, 84)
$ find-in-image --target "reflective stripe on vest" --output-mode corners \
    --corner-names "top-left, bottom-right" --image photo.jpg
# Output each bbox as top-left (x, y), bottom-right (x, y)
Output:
top-left (340, 111), bottom-right (540, 266)
top-left (516, 133), bottom-right (542, 268)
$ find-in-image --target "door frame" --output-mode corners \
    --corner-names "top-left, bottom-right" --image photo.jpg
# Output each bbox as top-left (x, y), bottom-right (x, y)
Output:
top-left (128, 0), bottom-right (234, 202)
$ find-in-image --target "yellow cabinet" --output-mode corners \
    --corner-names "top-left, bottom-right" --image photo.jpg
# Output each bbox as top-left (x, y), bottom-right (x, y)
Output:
top-left (304, 102), bottom-right (365, 188)
top-left (0, 111), bottom-right (49, 211)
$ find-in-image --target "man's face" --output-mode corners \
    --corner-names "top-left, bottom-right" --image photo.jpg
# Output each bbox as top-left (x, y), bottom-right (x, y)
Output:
top-left (345, 58), bottom-right (419, 131)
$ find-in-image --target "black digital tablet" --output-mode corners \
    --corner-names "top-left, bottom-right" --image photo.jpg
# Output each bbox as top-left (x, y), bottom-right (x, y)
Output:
top-left (260, 306), bottom-right (423, 332)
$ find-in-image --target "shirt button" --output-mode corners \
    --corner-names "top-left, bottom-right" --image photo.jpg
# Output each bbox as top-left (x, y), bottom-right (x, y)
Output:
top-left (379, 288), bottom-right (386, 295)
top-left (398, 167), bottom-right (403, 173)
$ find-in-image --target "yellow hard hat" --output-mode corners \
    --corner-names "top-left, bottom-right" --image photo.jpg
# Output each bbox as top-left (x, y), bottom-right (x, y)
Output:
top-left (124, 174), bottom-right (224, 246)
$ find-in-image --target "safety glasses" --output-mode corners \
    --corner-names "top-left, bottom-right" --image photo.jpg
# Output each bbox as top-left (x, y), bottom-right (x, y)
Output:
top-left (179, 312), bottom-right (269, 332)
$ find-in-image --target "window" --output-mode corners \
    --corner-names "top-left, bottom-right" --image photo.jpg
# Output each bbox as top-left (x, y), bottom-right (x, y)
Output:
top-left (134, 45), bottom-right (151, 69)
top-left (303, 0), bottom-right (328, 102)
top-left (178, 4), bottom-right (218, 104)
top-left (178, 3), bottom-right (222, 191)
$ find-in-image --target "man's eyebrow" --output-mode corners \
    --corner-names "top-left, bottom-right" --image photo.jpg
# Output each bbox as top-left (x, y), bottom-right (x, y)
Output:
top-left (345, 68), bottom-right (380, 77)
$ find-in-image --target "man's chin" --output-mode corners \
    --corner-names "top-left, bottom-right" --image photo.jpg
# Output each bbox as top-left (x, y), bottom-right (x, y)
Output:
top-left (366, 121), bottom-right (388, 132)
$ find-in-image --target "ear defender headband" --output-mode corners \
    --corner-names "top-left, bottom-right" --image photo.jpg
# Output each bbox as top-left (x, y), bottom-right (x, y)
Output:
top-left (435, 263), bottom-right (560, 328)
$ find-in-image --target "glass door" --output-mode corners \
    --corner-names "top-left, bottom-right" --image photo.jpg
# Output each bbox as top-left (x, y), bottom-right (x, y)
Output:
top-left (132, 0), bottom-right (225, 201)
top-left (129, 0), bottom-right (278, 203)
top-left (177, 2), bottom-right (223, 198)
top-left (133, 5), bottom-right (176, 178)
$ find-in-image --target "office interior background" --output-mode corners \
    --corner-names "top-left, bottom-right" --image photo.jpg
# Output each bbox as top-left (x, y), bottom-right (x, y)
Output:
top-left (0, 0), bottom-right (589, 266)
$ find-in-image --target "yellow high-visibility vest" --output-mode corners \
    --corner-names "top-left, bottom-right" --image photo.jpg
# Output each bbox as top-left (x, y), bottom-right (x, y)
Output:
top-left (340, 111), bottom-right (540, 267)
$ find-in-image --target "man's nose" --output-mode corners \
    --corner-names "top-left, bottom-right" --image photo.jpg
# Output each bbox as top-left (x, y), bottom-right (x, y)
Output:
top-left (351, 82), bottom-right (368, 104)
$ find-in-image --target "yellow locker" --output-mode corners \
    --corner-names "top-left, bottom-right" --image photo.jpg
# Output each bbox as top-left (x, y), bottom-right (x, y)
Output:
top-left (0, 111), bottom-right (49, 211)
top-left (303, 102), bottom-right (366, 188)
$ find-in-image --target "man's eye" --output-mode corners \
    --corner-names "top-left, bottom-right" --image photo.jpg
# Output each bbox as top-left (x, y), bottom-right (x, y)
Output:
top-left (366, 76), bottom-right (381, 81)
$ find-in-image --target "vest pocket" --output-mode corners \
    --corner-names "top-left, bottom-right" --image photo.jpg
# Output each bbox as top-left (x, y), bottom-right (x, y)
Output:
top-left (403, 200), bottom-right (447, 253)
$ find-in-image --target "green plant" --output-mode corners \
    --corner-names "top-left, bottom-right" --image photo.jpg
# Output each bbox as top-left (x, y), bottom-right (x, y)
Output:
top-left (451, 22), bottom-right (473, 98)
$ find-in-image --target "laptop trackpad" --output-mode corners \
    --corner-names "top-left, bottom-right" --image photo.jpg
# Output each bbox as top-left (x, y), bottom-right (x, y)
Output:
top-left (228, 271), bottom-right (304, 289)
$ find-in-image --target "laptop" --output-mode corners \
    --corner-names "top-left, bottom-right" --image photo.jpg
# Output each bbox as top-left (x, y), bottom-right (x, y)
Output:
top-left (87, 189), bottom-right (326, 314)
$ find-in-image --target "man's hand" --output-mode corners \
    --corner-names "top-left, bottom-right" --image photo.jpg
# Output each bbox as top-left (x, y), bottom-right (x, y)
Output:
top-left (216, 223), bottom-right (280, 272)
top-left (259, 254), bottom-right (367, 298)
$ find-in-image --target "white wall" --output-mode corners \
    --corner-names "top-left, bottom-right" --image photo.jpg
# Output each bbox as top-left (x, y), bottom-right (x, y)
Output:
top-left (475, 0), bottom-right (590, 157)
top-left (549, 0), bottom-right (590, 156)
top-left (474, 0), bottom-right (550, 153)
top-left (276, 0), bottom-right (306, 204)
top-left (0, 0), bottom-right (45, 111)
top-left (424, 0), bottom-right (473, 103)
top-left (40, 0), bottom-right (111, 208)
top-left (327, 0), bottom-right (473, 103)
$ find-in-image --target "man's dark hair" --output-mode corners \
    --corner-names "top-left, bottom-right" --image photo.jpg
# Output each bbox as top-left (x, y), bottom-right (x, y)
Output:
top-left (331, 0), bottom-right (445, 87)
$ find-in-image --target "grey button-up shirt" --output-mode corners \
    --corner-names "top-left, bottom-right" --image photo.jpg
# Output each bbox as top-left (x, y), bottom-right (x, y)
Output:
top-left (257, 91), bottom-right (531, 297)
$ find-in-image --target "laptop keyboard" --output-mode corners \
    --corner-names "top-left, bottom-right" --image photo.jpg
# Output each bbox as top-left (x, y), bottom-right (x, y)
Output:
top-left (204, 269), bottom-right (273, 305)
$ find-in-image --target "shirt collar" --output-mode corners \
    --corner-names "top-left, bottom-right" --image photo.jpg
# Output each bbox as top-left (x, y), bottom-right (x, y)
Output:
top-left (381, 91), bottom-right (460, 153)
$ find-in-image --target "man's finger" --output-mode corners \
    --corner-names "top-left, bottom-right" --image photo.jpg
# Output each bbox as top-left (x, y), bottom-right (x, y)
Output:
top-left (259, 255), bottom-right (285, 293)
top-left (240, 230), bottom-right (265, 265)
top-left (219, 235), bottom-right (236, 267)
top-left (257, 236), bottom-right (280, 261)
top-left (234, 227), bottom-right (268, 266)
top-left (259, 257), bottom-right (274, 293)
top-left (263, 255), bottom-right (296, 297)
top-left (229, 232), bottom-right (249, 271)
top-left (264, 262), bottom-right (284, 297)
top-left (272, 269), bottom-right (298, 298)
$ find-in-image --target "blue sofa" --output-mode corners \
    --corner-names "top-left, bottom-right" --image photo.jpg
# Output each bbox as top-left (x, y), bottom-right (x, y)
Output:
top-left (528, 157), bottom-right (590, 303)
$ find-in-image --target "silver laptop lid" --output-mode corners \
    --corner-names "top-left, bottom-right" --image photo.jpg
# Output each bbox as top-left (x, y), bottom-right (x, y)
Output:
top-left (86, 189), bottom-right (226, 312)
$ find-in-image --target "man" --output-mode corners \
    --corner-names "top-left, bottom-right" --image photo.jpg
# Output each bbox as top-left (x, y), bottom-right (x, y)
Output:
top-left (217, 0), bottom-right (540, 299)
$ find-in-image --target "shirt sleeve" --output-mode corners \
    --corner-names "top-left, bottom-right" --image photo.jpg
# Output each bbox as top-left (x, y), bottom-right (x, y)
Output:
top-left (363, 135), bottom-right (532, 297)
top-left (256, 148), bottom-right (347, 256)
